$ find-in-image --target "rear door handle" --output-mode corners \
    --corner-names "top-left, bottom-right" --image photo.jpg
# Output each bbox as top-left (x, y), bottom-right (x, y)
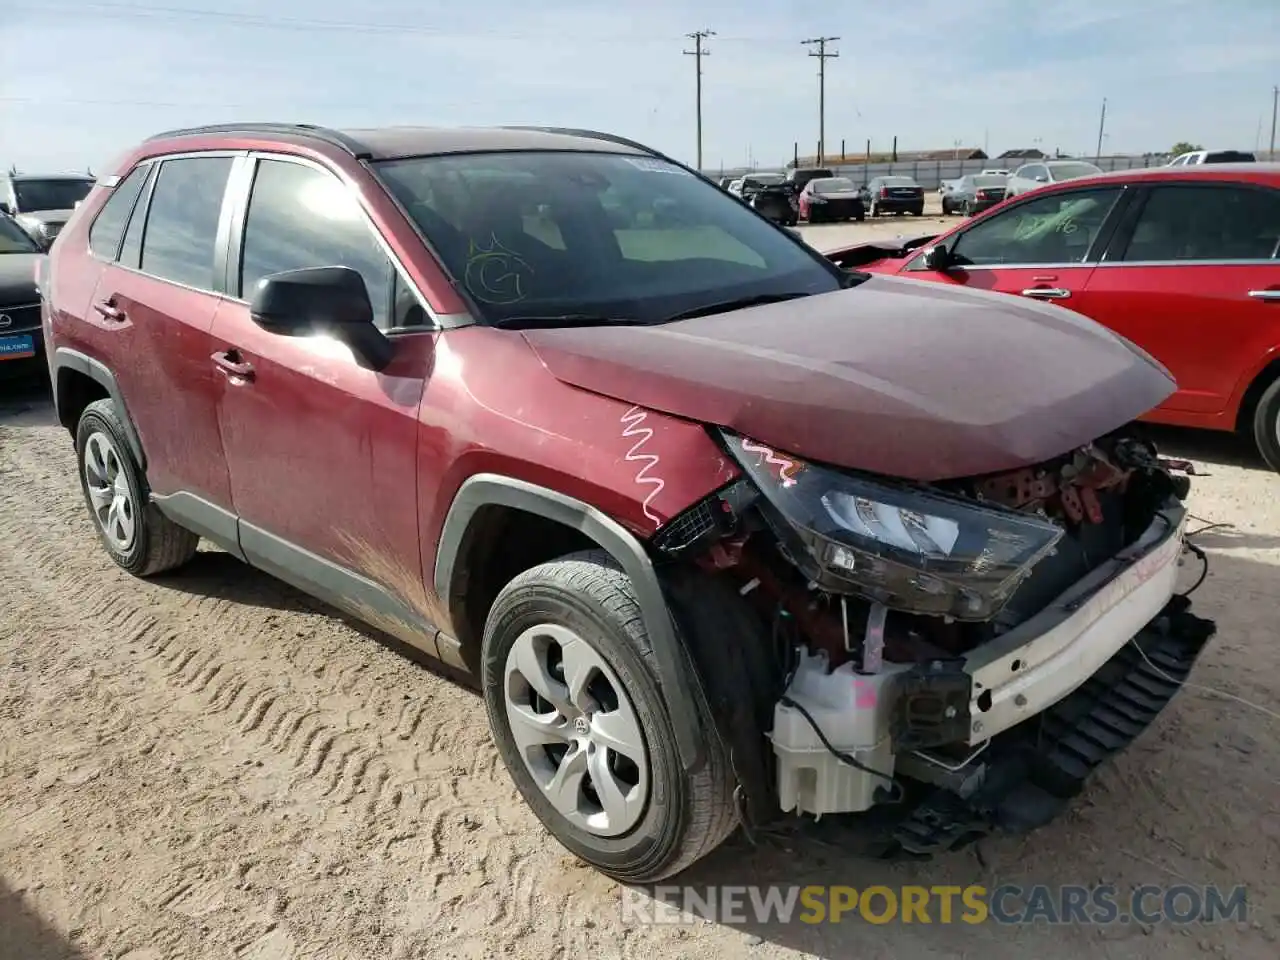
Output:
top-left (212, 350), bottom-right (255, 381)
top-left (93, 299), bottom-right (125, 322)
top-left (1247, 290), bottom-right (1280, 301)
top-left (1021, 287), bottom-right (1071, 300)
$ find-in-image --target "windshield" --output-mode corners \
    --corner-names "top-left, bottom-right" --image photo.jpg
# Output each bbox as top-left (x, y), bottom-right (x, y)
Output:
top-left (375, 151), bottom-right (842, 325)
top-left (0, 214), bottom-right (39, 253)
top-left (973, 175), bottom-right (1007, 187)
top-left (881, 177), bottom-right (917, 187)
top-left (748, 173), bottom-right (784, 186)
top-left (1203, 151), bottom-right (1255, 163)
top-left (12, 178), bottom-right (94, 212)
top-left (813, 177), bottom-right (856, 194)
top-left (1049, 163), bottom-right (1102, 181)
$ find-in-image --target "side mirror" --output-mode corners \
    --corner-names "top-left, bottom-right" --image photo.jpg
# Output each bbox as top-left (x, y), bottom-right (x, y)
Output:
top-left (0, 202), bottom-right (11, 215)
top-left (248, 266), bottom-right (394, 371)
top-left (922, 245), bottom-right (952, 271)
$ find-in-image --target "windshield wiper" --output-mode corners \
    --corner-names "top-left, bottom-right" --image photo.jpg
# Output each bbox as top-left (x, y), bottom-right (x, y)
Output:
top-left (489, 314), bottom-right (647, 330)
top-left (661, 291), bottom-right (814, 322)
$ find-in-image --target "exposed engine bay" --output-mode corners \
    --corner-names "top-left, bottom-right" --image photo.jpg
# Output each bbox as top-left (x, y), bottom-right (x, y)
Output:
top-left (652, 428), bottom-right (1212, 842)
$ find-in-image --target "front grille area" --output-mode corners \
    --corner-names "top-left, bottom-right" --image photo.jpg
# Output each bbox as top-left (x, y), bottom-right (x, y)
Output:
top-left (0, 303), bottom-right (41, 333)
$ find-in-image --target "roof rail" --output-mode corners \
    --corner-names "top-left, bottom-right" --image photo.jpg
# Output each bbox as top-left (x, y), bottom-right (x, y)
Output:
top-left (143, 122), bottom-right (372, 159)
top-left (497, 126), bottom-right (716, 182)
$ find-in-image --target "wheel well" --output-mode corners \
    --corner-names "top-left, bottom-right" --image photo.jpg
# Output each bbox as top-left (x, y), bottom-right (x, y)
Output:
top-left (55, 367), bottom-right (109, 434)
top-left (1235, 359), bottom-right (1280, 433)
top-left (448, 504), bottom-right (596, 672)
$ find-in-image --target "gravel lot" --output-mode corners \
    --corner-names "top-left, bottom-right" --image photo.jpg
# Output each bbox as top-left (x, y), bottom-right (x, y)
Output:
top-left (2, 212), bottom-right (1277, 958)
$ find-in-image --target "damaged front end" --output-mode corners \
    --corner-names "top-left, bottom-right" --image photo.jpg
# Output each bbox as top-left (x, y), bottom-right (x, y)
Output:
top-left (654, 429), bottom-right (1217, 856)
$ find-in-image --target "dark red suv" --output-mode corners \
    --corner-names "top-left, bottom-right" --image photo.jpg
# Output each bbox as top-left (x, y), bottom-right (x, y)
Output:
top-left (41, 123), bottom-right (1215, 881)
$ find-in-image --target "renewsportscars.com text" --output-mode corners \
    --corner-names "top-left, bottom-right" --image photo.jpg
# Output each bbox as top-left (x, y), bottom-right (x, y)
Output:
top-left (620, 884), bottom-right (1248, 926)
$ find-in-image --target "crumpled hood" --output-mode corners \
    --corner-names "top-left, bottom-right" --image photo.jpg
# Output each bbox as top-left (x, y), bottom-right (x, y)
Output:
top-left (522, 273), bottom-right (1175, 482)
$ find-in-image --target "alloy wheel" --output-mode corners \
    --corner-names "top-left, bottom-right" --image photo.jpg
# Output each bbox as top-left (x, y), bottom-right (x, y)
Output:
top-left (503, 623), bottom-right (649, 837)
top-left (83, 430), bottom-right (136, 552)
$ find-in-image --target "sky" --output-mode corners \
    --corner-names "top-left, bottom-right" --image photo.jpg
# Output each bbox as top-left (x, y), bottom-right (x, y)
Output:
top-left (3, 0), bottom-right (1278, 175)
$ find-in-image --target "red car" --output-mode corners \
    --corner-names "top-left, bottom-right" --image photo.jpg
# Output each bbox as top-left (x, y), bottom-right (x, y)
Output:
top-left (40, 123), bottom-right (1214, 881)
top-left (830, 163), bottom-right (1280, 469)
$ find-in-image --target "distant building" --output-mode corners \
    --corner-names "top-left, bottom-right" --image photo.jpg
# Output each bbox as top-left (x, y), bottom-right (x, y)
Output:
top-left (997, 148), bottom-right (1047, 160)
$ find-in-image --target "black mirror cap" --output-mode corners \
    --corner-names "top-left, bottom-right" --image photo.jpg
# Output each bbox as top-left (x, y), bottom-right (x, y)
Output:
top-left (922, 245), bottom-right (952, 271)
top-left (249, 265), bottom-right (374, 334)
top-left (248, 266), bottom-right (393, 371)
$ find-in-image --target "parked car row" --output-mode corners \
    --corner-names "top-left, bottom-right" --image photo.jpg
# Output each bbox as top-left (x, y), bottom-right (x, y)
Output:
top-left (21, 122), bottom-right (1219, 887)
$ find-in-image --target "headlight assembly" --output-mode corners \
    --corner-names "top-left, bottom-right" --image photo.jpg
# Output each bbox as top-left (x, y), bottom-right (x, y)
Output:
top-left (723, 431), bottom-right (1064, 620)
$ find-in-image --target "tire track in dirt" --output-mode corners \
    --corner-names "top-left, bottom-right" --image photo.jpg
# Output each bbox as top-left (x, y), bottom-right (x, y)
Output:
top-left (0, 423), bottom-right (624, 958)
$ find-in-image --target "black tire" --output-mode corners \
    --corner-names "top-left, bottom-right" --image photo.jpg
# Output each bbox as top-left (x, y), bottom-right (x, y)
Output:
top-left (941, 197), bottom-right (950, 215)
top-left (75, 398), bottom-right (199, 576)
top-left (855, 209), bottom-right (866, 222)
top-left (1251, 376), bottom-right (1280, 472)
top-left (912, 206), bottom-right (924, 217)
top-left (481, 550), bottom-right (738, 883)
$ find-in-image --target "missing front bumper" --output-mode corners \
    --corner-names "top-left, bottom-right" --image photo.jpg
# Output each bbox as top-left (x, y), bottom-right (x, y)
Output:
top-left (889, 594), bottom-right (1217, 857)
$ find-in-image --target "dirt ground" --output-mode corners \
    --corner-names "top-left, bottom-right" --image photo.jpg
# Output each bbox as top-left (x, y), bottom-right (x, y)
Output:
top-left (2, 220), bottom-right (1278, 958)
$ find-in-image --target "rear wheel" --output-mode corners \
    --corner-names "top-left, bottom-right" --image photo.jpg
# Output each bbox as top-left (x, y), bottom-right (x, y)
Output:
top-left (481, 550), bottom-right (738, 882)
top-left (74, 399), bottom-right (199, 576)
top-left (1251, 377), bottom-right (1280, 472)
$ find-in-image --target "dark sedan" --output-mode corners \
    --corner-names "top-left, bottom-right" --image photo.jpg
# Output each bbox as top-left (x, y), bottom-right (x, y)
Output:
top-left (941, 173), bottom-right (1009, 216)
top-left (799, 176), bottom-right (866, 223)
top-left (867, 175), bottom-right (925, 216)
top-left (0, 212), bottom-right (45, 380)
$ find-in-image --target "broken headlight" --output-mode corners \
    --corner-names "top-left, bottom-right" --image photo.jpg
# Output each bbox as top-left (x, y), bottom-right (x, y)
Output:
top-left (724, 432), bottom-right (1064, 620)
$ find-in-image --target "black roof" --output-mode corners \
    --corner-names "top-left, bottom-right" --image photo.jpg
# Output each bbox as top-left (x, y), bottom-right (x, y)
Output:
top-left (144, 123), bottom-right (653, 162)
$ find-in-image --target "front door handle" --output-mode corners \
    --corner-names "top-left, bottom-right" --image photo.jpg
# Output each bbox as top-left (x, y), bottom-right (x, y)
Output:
top-left (93, 299), bottom-right (125, 322)
top-left (212, 350), bottom-right (255, 381)
top-left (1247, 290), bottom-right (1280, 302)
top-left (1021, 287), bottom-right (1071, 300)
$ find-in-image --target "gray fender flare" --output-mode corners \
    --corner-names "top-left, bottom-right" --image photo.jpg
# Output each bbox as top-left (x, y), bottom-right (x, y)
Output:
top-left (50, 347), bottom-right (147, 469)
top-left (435, 473), bottom-right (708, 773)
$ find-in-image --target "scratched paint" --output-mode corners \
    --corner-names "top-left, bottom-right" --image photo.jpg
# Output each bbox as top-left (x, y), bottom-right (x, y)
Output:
top-left (739, 437), bottom-right (800, 488)
top-left (619, 406), bottom-right (666, 527)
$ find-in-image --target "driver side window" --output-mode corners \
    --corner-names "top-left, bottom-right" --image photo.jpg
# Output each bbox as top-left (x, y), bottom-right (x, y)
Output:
top-left (920, 187), bottom-right (1122, 267)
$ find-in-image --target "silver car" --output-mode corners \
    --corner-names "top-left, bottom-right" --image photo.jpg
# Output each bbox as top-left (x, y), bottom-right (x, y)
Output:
top-left (1005, 160), bottom-right (1103, 197)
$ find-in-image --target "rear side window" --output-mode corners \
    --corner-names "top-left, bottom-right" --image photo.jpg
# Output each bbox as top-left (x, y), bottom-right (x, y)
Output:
top-left (1117, 186), bottom-right (1280, 262)
top-left (139, 156), bottom-right (234, 290)
top-left (88, 165), bottom-right (149, 260)
top-left (237, 158), bottom-right (395, 328)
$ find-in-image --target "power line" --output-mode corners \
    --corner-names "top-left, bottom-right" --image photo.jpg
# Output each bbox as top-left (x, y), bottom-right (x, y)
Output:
top-left (683, 29), bottom-right (715, 170)
top-left (19, 2), bottom-right (781, 44)
top-left (801, 37), bottom-right (839, 165)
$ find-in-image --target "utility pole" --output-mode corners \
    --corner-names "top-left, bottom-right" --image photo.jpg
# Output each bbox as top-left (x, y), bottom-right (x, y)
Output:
top-left (1270, 85), bottom-right (1277, 161)
top-left (1094, 98), bottom-right (1107, 161)
top-left (683, 29), bottom-right (715, 171)
top-left (802, 37), bottom-right (839, 165)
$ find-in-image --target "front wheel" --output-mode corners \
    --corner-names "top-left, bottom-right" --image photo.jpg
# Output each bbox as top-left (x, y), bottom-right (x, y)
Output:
top-left (1251, 377), bottom-right (1280, 472)
top-left (482, 551), bottom-right (738, 882)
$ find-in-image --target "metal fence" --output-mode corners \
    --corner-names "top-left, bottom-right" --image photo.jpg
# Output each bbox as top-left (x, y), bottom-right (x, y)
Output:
top-left (708, 155), bottom-right (1175, 190)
